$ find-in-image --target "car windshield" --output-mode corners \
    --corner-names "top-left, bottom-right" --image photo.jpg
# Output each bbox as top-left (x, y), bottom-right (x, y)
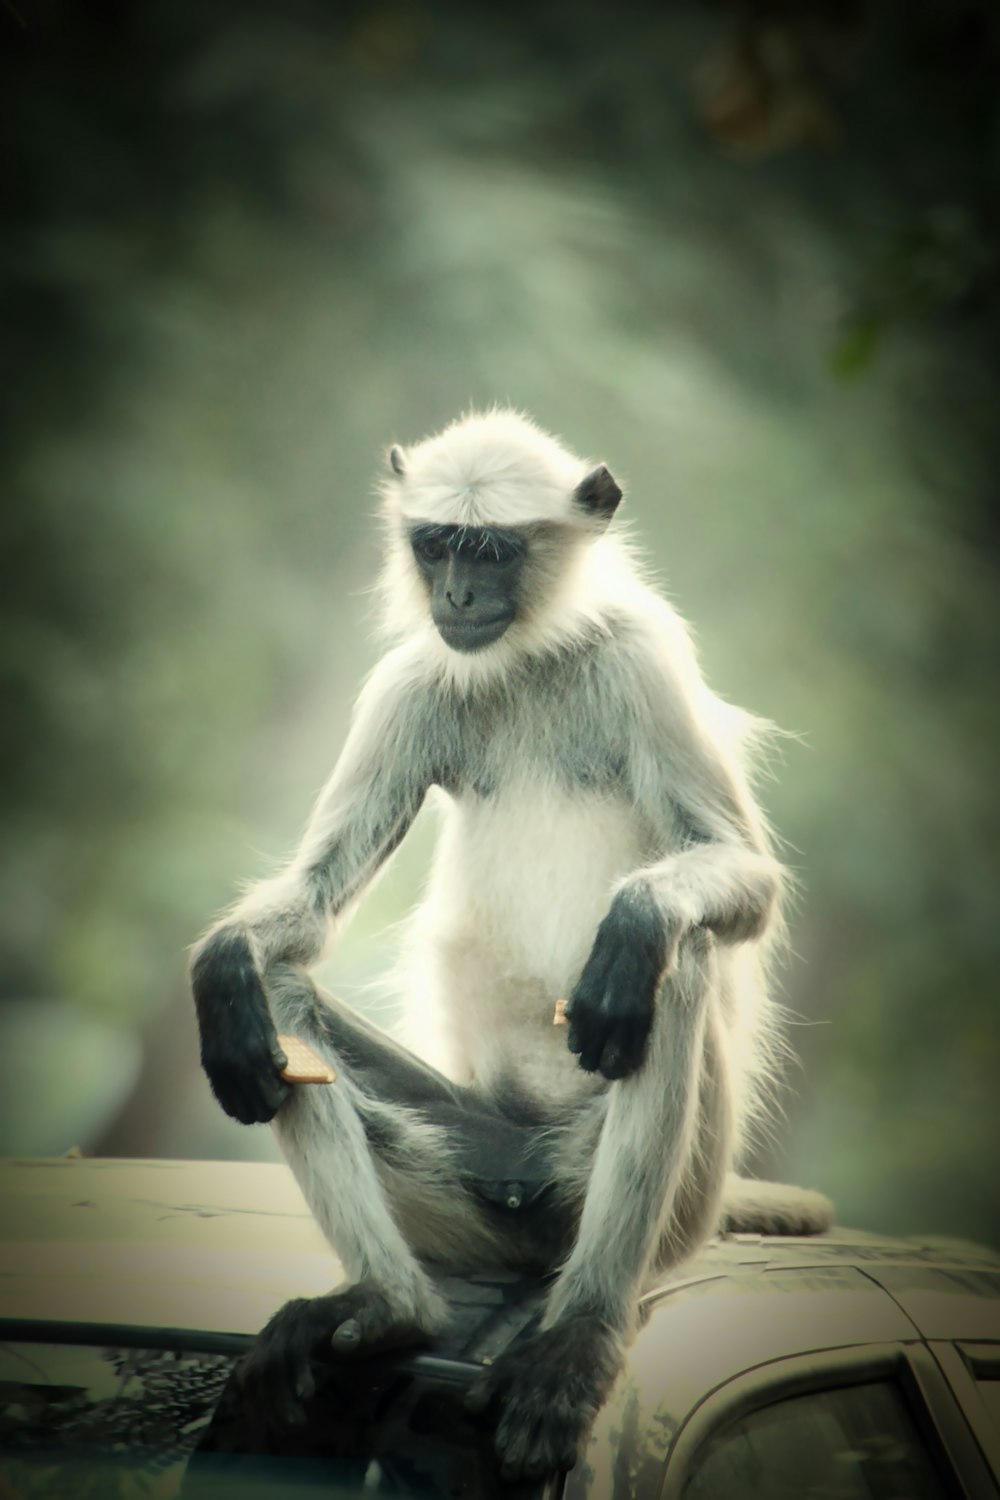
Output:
top-left (0, 1339), bottom-right (520, 1499)
top-left (0, 1341), bottom-right (234, 1499)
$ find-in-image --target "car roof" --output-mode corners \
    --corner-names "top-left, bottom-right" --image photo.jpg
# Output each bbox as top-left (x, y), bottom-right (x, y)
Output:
top-left (0, 1156), bottom-right (340, 1339)
top-left (2, 1156), bottom-right (998, 1347)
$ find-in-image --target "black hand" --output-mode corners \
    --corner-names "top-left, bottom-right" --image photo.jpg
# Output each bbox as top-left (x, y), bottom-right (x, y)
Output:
top-left (191, 927), bottom-right (291, 1124)
top-left (566, 882), bottom-right (672, 1081)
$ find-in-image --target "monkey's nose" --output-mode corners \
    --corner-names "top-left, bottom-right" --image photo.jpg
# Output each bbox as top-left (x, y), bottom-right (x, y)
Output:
top-left (446, 588), bottom-right (475, 609)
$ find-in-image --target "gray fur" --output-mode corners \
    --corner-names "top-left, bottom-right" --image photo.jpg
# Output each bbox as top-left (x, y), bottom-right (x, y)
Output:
top-left (193, 410), bottom-right (832, 1474)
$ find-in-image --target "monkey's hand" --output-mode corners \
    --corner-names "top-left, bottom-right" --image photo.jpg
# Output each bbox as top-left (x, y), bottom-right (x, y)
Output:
top-left (566, 881), bottom-right (682, 1081)
top-left (191, 929), bottom-right (291, 1125)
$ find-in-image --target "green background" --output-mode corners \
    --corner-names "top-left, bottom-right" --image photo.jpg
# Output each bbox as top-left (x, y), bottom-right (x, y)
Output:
top-left (2, 1), bottom-right (997, 1246)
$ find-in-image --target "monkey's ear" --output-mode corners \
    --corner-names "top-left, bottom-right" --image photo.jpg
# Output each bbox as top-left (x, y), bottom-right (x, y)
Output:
top-left (388, 445), bottom-right (407, 477)
top-left (574, 465), bottom-right (622, 526)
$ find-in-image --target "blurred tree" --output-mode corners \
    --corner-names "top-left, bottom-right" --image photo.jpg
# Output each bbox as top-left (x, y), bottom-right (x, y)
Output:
top-left (0, 0), bottom-right (996, 1238)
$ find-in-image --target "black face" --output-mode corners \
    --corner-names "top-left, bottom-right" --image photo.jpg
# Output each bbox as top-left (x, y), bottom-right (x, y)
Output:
top-left (409, 524), bottom-right (527, 652)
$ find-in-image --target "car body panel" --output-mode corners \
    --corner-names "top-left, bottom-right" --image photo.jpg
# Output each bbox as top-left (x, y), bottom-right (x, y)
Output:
top-left (862, 1264), bottom-right (1000, 1341)
top-left (567, 1261), bottom-right (920, 1500)
top-left (2, 1158), bottom-right (998, 1498)
top-left (564, 1235), bottom-right (1000, 1499)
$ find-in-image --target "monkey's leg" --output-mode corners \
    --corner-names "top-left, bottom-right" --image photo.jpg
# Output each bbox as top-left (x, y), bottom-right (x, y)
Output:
top-left (467, 933), bottom-right (729, 1481)
top-left (239, 966), bottom-right (554, 1431)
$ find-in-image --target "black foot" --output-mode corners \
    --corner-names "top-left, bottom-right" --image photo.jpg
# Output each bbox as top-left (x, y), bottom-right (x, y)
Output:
top-left (237, 1281), bottom-right (434, 1433)
top-left (465, 1316), bottom-right (623, 1482)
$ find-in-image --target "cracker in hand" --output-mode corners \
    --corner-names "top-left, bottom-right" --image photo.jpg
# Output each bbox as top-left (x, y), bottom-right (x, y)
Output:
top-left (277, 1034), bottom-right (337, 1084)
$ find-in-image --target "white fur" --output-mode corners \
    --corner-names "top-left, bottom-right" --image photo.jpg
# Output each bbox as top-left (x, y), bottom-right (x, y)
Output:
top-left (195, 409), bottom-right (832, 1451)
top-left (377, 410), bottom-right (638, 693)
top-left (402, 780), bottom-right (645, 1105)
top-left (386, 408), bottom-right (587, 528)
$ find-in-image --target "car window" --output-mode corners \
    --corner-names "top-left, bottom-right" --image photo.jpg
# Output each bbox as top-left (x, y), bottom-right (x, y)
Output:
top-left (185, 1360), bottom-right (541, 1499)
top-left (0, 1338), bottom-right (545, 1500)
top-left (974, 1377), bottom-right (1000, 1429)
top-left (0, 1340), bottom-right (235, 1499)
top-left (682, 1380), bottom-right (951, 1500)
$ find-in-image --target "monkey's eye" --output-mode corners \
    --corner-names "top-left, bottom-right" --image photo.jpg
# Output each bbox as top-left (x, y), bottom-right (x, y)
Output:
top-left (413, 534), bottom-right (446, 564)
top-left (489, 537), bottom-right (525, 566)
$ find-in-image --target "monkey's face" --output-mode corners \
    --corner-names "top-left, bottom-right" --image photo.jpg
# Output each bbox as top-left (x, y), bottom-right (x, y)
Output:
top-left (409, 524), bottom-right (527, 653)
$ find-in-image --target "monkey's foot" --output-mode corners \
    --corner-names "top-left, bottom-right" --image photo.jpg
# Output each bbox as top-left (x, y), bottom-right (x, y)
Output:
top-left (465, 1316), bottom-right (623, 1481)
top-left (237, 1280), bottom-right (441, 1432)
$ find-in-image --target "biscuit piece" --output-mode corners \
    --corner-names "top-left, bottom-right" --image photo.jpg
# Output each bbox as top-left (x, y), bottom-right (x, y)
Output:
top-left (277, 1034), bottom-right (337, 1084)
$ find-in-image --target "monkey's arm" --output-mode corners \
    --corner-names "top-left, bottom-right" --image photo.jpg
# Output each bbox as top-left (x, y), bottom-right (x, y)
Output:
top-left (479, 648), bottom-right (788, 1472)
top-left (190, 652), bottom-right (437, 1124)
top-left (567, 654), bottom-right (782, 1081)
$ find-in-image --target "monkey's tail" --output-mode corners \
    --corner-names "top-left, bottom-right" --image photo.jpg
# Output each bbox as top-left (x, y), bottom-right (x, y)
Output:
top-left (720, 1174), bottom-right (834, 1237)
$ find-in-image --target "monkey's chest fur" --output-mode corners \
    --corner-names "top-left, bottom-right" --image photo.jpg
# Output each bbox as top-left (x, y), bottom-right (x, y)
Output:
top-left (410, 651), bottom-right (662, 1108)
top-left (421, 783), bottom-right (644, 1107)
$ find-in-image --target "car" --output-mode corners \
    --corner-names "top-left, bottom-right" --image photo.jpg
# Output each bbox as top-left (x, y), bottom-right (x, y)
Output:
top-left (0, 1156), bottom-right (997, 1498)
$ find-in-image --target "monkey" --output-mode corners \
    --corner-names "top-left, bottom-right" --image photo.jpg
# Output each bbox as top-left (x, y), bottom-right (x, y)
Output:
top-left (190, 409), bottom-right (832, 1481)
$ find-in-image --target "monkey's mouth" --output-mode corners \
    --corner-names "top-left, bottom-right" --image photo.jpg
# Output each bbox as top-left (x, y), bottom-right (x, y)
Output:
top-left (437, 615), bottom-right (513, 653)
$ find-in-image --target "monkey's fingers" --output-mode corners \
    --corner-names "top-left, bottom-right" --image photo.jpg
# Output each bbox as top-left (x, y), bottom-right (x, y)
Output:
top-left (464, 1367), bottom-right (496, 1414)
top-left (276, 1034), bottom-right (337, 1085)
top-left (331, 1318), bottom-right (362, 1352)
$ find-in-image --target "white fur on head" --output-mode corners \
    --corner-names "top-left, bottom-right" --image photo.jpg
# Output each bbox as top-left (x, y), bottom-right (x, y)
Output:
top-left (377, 408), bottom-right (633, 687)
top-left (384, 409), bottom-right (590, 528)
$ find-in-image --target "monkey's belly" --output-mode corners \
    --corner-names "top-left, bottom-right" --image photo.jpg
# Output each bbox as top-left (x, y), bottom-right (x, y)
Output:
top-left (432, 952), bottom-right (603, 1107)
top-left (416, 785), bottom-right (645, 1103)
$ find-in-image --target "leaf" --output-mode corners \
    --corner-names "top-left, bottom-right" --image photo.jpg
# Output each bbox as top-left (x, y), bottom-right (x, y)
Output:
top-left (829, 315), bottom-right (882, 379)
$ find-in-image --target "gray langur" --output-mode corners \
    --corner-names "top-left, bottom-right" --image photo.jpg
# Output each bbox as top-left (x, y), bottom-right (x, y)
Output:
top-left (190, 409), bottom-right (832, 1480)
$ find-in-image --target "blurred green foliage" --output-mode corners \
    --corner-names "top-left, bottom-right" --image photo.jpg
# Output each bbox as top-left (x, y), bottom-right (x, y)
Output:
top-left (1, 1), bottom-right (997, 1241)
